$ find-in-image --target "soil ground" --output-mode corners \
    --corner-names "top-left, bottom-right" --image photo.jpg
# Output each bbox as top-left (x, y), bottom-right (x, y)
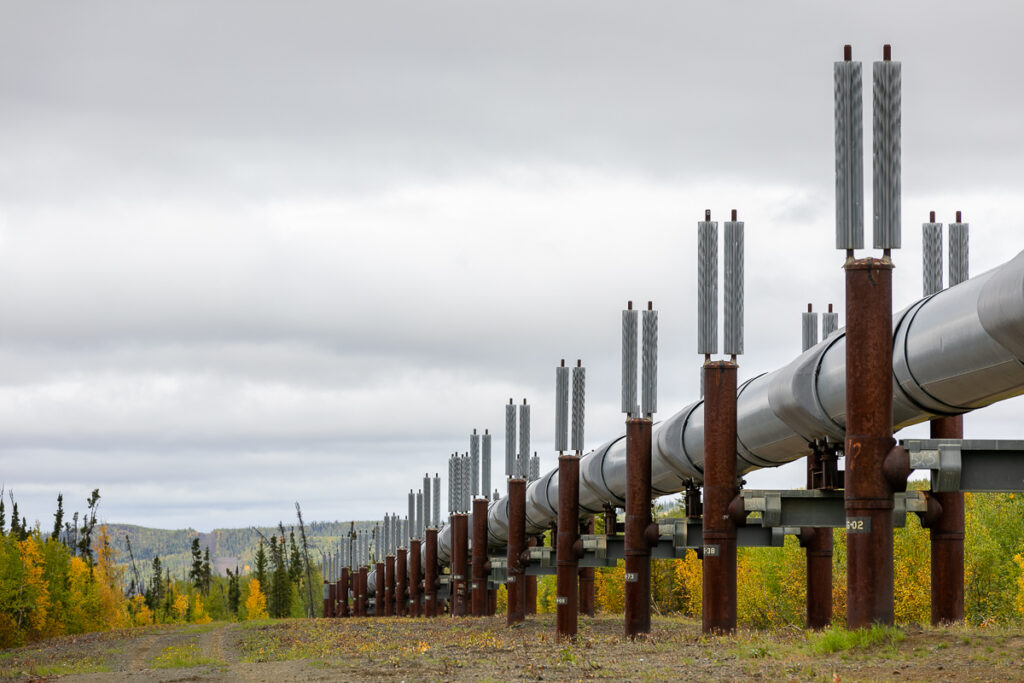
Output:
top-left (1, 615), bottom-right (1022, 681)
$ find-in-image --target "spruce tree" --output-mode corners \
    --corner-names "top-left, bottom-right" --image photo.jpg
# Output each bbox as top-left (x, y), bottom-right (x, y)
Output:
top-left (202, 547), bottom-right (212, 594)
top-left (189, 538), bottom-right (203, 591)
top-left (271, 535), bottom-right (291, 618)
top-left (254, 539), bottom-right (268, 590)
top-left (145, 556), bottom-right (163, 610)
top-left (288, 530), bottom-right (303, 584)
top-left (226, 567), bottom-right (240, 614)
top-left (0, 495), bottom-right (5, 535)
top-left (10, 501), bottom-right (19, 538)
top-left (52, 493), bottom-right (64, 541)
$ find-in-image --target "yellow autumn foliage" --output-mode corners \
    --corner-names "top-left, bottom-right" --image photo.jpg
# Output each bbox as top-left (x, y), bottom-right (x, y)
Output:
top-left (245, 579), bottom-right (269, 620)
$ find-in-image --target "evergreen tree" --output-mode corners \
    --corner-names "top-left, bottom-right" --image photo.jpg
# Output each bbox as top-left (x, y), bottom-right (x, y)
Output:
top-left (146, 556), bottom-right (164, 610)
top-left (78, 489), bottom-right (101, 567)
top-left (202, 546), bottom-right (212, 594)
top-left (288, 530), bottom-right (303, 584)
top-left (164, 568), bottom-right (175, 612)
top-left (254, 539), bottom-right (268, 590)
top-left (189, 537), bottom-right (203, 591)
top-left (227, 567), bottom-right (241, 614)
top-left (10, 501), bottom-right (20, 538)
top-left (52, 493), bottom-right (64, 541)
top-left (0, 494), bottom-right (5, 534)
top-left (271, 534), bottom-right (291, 618)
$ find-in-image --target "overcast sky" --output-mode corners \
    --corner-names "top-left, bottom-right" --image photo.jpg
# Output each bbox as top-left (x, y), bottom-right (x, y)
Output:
top-left (2, 2), bottom-right (1023, 532)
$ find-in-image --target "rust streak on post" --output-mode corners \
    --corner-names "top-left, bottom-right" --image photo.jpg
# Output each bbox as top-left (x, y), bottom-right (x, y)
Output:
top-left (385, 556), bottom-right (395, 616)
top-left (506, 478), bottom-right (527, 624)
top-left (452, 513), bottom-right (469, 616)
top-left (396, 548), bottom-right (408, 617)
top-left (928, 415), bottom-right (965, 624)
top-left (339, 567), bottom-right (350, 618)
top-left (844, 258), bottom-right (899, 628)
top-left (625, 417), bottom-right (654, 638)
top-left (409, 539), bottom-right (422, 617)
top-left (557, 454), bottom-right (580, 639)
top-left (702, 361), bottom-right (738, 634)
top-left (424, 528), bottom-right (439, 617)
top-left (578, 517), bottom-right (595, 617)
top-left (471, 498), bottom-right (489, 617)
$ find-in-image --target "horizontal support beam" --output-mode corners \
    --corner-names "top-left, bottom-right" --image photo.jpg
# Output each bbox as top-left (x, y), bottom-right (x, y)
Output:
top-left (902, 438), bottom-right (1024, 492)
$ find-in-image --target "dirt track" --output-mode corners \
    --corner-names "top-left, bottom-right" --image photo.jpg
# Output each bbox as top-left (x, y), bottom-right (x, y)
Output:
top-left (1, 615), bottom-right (1022, 681)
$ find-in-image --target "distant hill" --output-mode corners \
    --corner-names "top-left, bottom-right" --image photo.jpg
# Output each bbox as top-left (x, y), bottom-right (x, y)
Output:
top-left (103, 520), bottom-right (378, 582)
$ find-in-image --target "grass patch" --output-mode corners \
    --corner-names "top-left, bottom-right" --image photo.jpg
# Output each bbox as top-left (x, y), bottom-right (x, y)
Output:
top-left (149, 643), bottom-right (223, 669)
top-left (31, 660), bottom-right (112, 676)
top-left (809, 625), bottom-right (905, 654)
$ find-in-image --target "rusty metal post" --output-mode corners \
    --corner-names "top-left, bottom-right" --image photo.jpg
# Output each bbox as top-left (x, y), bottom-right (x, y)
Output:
top-left (357, 567), bottom-right (368, 617)
top-left (526, 537), bottom-right (538, 615)
top-left (396, 548), bottom-right (408, 617)
top-left (801, 444), bottom-right (833, 629)
top-left (927, 415), bottom-right (965, 624)
top-left (451, 513), bottom-right (469, 616)
top-left (374, 562), bottom-right (385, 617)
top-left (471, 498), bottom-right (489, 617)
top-left (409, 539), bottom-right (422, 617)
top-left (488, 586), bottom-right (497, 615)
top-left (506, 478), bottom-right (527, 624)
top-left (556, 454), bottom-right (581, 638)
top-left (702, 361), bottom-right (738, 634)
top-left (845, 258), bottom-right (907, 628)
top-left (322, 580), bottom-right (330, 618)
top-left (424, 527), bottom-right (439, 617)
top-left (384, 556), bottom-right (395, 616)
top-left (579, 517), bottom-right (595, 617)
top-left (625, 417), bottom-right (655, 638)
top-left (339, 567), bottom-right (350, 618)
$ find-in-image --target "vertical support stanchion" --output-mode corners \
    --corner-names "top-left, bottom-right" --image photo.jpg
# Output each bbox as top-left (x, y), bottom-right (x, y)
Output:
top-left (385, 555), bottom-right (395, 616)
top-left (927, 415), bottom-right (965, 624)
top-left (424, 527), bottom-right (438, 617)
top-left (556, 453), bottom-right (580, 638)
top-left (506, 478), bottom-right (527, 624)
top-left (844, 258), bottom-right (901, 627)
top-left (525, 536), bottom-right (538, 615)
top-left (624, 417), bottom-right (654, 637)
top-left (374, 562), bottom-right (385, 617)
top-left (396, 547), bottom-right (408, 617)
top-left (452, 513), bottom-right (469, 616)
top-left (578, 517), bottom-right (595, 616)
top-left (702, 361), bottom-right (738, 634)
top-left (322, 577), bottom-right (330, 618)
top-left (339, 566), bottom-right (350, 618)
top-left (471, 497), bottom-right (489, 617)
top-left (357, 566), bottom-right (368, 617)
top-left (409, 538), bottom-right (422, 617)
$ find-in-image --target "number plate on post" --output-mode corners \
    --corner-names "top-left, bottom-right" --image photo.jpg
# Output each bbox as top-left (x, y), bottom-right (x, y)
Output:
top-left (703, 544), bottom-right (720, 557)
top-left (624, 571), bottom-right (638, 582)
top-left (846, 517), bottom-right (871, 533)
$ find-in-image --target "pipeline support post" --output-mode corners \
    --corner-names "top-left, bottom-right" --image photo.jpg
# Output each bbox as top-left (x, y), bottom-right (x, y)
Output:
top-left (374, 563), bottom-right (385, 617)
top-left (579, 517), bottom-right (596, 617)
top-left (702, 361), bottom-right (738, 634)
top-left (624, 417), bottom-right (655, 638)
top-left (396, 548), bottom-right (408, 617)
top-left (556, 454), bottom-right (581, 639)
top-left (424, 527), bottom-right (439, 617)
top-left (801, 443), bottom-right (833, 629)
top-left (844, 258), bottom-right (905, 628)
top-left (506, 478), bottom-right (527, 624)
top-left (471, 498), bottom-right (489, 617)
top-left (322, 580), bottom-right (330, 618)
top-left (385, 556), bottom-right (395, 616)
top-left (409, 539), bottom-right (422, 617)
top-left (451, 513), bottom-right (469, 616)
top-left (339, 567), bottom-right (350, 618)
top-left (927, 415), bottom-right (965, 624)
top-left (357, 567), bottom-right (368, 617)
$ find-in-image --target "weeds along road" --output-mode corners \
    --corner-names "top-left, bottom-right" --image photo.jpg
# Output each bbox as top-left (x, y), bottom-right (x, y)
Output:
top-left (1, 616), bottom-right (1022, 681)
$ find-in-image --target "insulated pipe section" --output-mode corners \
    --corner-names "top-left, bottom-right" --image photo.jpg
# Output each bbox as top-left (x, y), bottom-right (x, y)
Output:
top-left (572, 361), bottom-right (585, 453)
top-left (698, 216), bottom-right (719, 354)
top-left (416, 490), bottom-right (424, 539)
top-left (556, 361), bottom-right (570, 452)
top-left (408, 491), bottom-right (415, 542)
top-left (873, 46), bottom-right (901, 251)
top-left (432, 475), bottom-right (440, 529)
top-left (423, 474), bottom-right (432, 529)
top-left (622, 305), bottom-right (639, 414)
top-left (723, 214), bottom-right (744, 356)
top-left (835, 46), bottom-right (864, 250)
top-left (430, 250), bottom-right (1024, 564)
